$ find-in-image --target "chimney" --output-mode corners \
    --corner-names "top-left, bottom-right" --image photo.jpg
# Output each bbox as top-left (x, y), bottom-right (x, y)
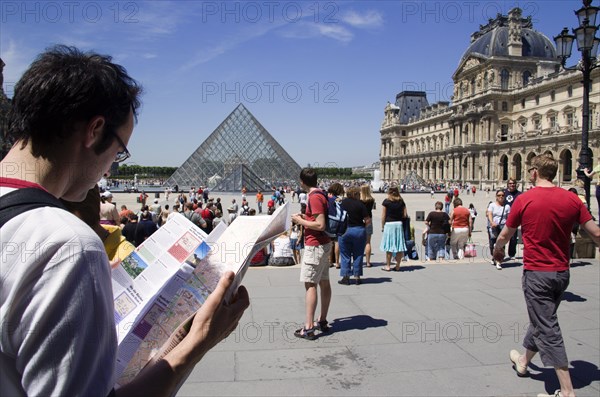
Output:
top-left (507, 8), bottom-right (523, 56)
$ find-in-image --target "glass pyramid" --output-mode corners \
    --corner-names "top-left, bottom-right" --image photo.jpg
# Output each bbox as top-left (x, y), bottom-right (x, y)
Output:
top-left (164, 104), bottom-right (301, 191)
top-left (399, 170), bottom-right (428, 191)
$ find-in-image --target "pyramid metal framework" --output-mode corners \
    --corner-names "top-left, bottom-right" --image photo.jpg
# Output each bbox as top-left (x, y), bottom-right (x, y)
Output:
top-left (164, 104), bottom-right (301, 192)
top-left (399, 170), bottom-right (428, 191)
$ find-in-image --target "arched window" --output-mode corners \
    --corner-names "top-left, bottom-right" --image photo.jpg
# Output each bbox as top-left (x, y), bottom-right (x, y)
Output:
top-left (501, 69), bottom-right (510, 90)
top-left (513, 154), bottom-right (522, 181)
top-left (561, 150), bottom-right (573, 182)
top-left (501, 155), bottom-right (509, 181)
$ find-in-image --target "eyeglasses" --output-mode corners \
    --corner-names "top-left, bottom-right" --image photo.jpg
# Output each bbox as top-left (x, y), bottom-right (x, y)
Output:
top-left (528, 167), bottom-right (537, 173)
top-left (108, 130), bottom-right (131, 163)
top-left (508, 182), bottom-right (516, 185)
top-left (496, 194), bottom-right (505, 197)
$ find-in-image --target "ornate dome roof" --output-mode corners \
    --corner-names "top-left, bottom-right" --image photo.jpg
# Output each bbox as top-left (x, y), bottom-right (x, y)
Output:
top-left (461, 26), bottom-right (556, 61)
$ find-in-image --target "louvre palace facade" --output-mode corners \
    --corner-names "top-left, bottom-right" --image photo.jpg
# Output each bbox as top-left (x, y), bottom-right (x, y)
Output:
top-left (380, 8), bottom-right (600, 189)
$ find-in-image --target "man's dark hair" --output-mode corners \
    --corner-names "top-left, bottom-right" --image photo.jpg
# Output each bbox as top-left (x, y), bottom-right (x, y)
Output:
top-left (8, 45), bottom-right (142, 158)
top-left (327, 182), bottom-right (344, 197)
top-left (300, 167), bottom-right (318, 188)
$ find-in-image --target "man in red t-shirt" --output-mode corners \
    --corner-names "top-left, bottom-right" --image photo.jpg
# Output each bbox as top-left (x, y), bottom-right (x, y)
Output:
top-left (291, 168), bottom-right (332, 340)
top-left (494, 155), bottom-right (600, 397)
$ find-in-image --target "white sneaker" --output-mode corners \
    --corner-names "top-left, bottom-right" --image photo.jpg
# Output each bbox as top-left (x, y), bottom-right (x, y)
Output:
top-left (537, 390), bottom-right (561, 397)
top-left (496, 262), bottom-right (503, 270)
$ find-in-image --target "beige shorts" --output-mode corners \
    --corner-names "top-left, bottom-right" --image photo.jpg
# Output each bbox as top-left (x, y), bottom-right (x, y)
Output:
top-left (300, 242), bottom-right (332, 283)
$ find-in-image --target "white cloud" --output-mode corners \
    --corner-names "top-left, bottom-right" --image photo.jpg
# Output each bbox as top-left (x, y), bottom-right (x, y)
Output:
top-left (179, 22), bottom-right (285, 71)
top-left (340, 10), bottom-right (384, 28)
top-left (315, 24), bottom-right (354, 43)
top-left (279, 21), bottom-right (354, 43)
top-left (0, 39), bottom-right (37, 92)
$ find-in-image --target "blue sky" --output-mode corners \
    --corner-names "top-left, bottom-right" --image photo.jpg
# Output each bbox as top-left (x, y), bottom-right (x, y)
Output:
top-left (0, 1), bottom-right (581, 168)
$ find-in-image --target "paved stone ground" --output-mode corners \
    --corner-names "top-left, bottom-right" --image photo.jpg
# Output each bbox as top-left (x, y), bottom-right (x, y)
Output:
top-left (111, 189), bottom-right (599, 396)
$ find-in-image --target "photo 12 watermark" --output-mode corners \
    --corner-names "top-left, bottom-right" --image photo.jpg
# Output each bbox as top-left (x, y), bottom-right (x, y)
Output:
top-left (400, 320), bottom-right (530, 344)
top-left (1, 1), bottom-right (139, 24)
top-left (201, 81), bottom-right (340, 104)
top-left (399, 1), bottom-right (540, 24)
top-left (199, 1), bottom-right (339, 24)
top-left (400, 81), bottom-right (454, 104)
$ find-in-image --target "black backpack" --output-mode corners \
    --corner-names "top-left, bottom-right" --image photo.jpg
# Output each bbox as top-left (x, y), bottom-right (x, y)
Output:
top-left (307, 190), bottom-right (348, 238)
top-left (0, 188), bottom-right (66, 227)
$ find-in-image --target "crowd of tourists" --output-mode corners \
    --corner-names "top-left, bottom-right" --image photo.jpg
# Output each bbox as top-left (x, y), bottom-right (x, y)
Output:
top-left (2, 46), bottom-right (600, 397)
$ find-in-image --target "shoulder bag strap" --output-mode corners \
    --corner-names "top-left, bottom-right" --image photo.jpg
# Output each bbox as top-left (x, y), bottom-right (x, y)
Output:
top-left (0, 188), bottom-right (66, 227)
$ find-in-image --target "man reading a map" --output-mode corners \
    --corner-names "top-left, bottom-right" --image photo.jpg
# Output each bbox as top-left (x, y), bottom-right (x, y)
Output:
top-left (0, 45), bottom-right (249, 396)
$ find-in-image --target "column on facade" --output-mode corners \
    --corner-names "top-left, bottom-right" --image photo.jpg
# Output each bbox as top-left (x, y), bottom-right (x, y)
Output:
top-left (489, 118), bottom-right (496, 142)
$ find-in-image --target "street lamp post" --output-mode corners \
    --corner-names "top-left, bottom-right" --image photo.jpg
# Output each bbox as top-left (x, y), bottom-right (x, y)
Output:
top-left (555, 0), bottom-right (600, 211)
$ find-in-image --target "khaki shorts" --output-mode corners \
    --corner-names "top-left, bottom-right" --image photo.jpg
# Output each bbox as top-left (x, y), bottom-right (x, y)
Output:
top-left (300, 242), bottom-right (332, 283)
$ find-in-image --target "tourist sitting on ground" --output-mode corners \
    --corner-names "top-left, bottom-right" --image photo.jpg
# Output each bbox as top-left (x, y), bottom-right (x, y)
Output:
top-left (158, 204), bottom-right (170, 227)
top-left (212, 209), bottom-right (224, 229)
top-left (183, 202), bottom-right (207, 229)
top-left (268, 231), bottom-right (296, 266)
top-left (134, 210), bottom-right (158, 247)
top-left (119, 204), bottom-right (135, 220)
top-left (122, 212), bottom-right (139, 245)
top-left (423, 201), bottom-right (450, 261)
top-left (99, 191), bottom-right (119, 225)
top-left (62, 186), bottom-right (135, 269)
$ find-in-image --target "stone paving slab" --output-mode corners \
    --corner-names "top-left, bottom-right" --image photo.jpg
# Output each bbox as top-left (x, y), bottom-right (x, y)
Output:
top-left (107, 190), bottom-right (598, 396)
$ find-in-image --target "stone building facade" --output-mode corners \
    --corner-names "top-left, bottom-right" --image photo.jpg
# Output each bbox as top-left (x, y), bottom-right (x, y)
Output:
top-left (380, 8), bottom-right (600, 189)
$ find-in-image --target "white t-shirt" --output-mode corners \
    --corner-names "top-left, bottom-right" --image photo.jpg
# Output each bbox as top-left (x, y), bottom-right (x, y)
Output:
top-left (271, 236), bottom-right (293, 258)
top-left (487, 202), bottom-right (511, 227)
top-left (299, 192), bottom-right (307, 204)
top-left (1, 189), bottom-right (116, 396)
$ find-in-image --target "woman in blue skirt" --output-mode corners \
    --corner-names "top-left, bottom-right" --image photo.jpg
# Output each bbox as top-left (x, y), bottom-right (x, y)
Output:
top-left (380, 186), bottom-right (408, 271)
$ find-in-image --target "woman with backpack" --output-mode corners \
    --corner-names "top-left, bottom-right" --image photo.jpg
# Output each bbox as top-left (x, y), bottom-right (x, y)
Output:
top-left (327, 183), bottom-right (345, 269)
top-left (380, 186), bottom-right (407, 271)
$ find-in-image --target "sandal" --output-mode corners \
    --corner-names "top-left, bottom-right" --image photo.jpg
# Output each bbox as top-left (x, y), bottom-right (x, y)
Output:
top-left (315, 320), bottom-right (331, 333)
top-left (294, 326), bottom-right (317, 340)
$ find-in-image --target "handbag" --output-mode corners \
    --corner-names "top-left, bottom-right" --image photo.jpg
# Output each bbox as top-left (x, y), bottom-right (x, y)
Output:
top-left (464, 238), bottom-right (477, 257)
